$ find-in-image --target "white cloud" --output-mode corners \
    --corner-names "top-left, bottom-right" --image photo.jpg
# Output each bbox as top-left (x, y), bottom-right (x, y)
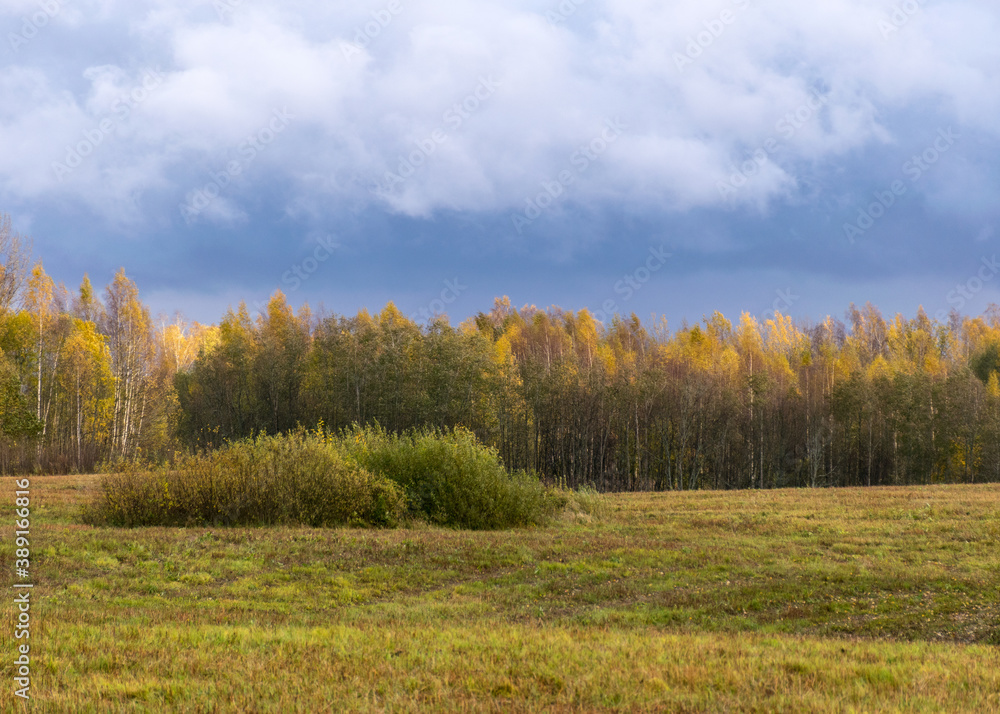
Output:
top-left (0, 0), bottom-right (998, 224)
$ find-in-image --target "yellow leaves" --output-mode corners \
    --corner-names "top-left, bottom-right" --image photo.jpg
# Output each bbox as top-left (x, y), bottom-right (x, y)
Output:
top-left (159, 318), bottom-right (216, 373)
top-left (193, 324), bottom-right (220, 359)
top-left (834, 343), bottom-right (861, 381)
top-left (595, 343), bottom-right (617, 376)
top-left (458, 317), bottom-right (481, 336)
top-left (886, 314), bottom-right (907, 353)
top-left (879, 309), bottom-right (947, 376)
top-left (735, 313), bottom-right (764, 363)
top-left (705, 311), bottom-right (732, 341)
top-left (717, 345), bottom-right (740, 379)
top-left (867, 355), bottom-right (893, 382)
top-left (573, 308), bottom-right (600, 347)
top-left (25, 260), bottom-right (55, 334)
top-left (501, 320), bottom-right (524, 353)
top-left (769, 353), bottom-right (797, 388)
top-left (378, 301), bottom-right (412, 330)
top-left (610, 338), bottom-right (637, 376)
top-left (258, 290), bottom-right (302, 336)
top-left (64, 319), bottom-right (111, 365)
top-left (987, 371), bottom-right (1000, 399)
top-left (355, 307), bottom-right (375, 330)
top-left (764, 312), bottom-right (807, 361)
top-left (490, 335), bottom-right (520, 387)
top-left (921, 352), bottom-right (946, 379)
top-left (669, 325), bottom-right (712, 371)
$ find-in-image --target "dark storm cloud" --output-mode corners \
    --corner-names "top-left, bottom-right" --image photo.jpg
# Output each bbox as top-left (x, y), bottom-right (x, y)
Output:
top-left (1, 0), bottom-right (998, 324)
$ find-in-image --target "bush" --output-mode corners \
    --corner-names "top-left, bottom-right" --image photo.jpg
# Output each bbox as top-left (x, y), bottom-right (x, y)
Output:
top-left (85, 430), bottom-right (407, 528)
top-left (339, 424), bottom-right (562, 529)
top-left (85, 425), bottom-right (562, 530)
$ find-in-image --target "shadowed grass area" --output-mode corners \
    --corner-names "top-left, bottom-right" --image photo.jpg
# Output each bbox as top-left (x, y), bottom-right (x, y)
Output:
top-left (3, 476), bottom-right (1000, 711)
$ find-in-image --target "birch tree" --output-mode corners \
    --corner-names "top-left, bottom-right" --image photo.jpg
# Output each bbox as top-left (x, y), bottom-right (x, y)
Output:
top-left (102, 268), bottom-right (154, 459)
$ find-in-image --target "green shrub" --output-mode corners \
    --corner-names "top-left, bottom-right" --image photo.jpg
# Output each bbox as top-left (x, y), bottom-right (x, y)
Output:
top-left (339, 424), bottom-right (562, 529)
top-left (85, 430), bottom-right (407, 528)
top-left (85, 425), bottom-right (562, 530)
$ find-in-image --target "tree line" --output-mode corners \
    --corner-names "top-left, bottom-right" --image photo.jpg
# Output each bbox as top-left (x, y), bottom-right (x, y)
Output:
top-left (3, 218), bottom-right (1000, 488)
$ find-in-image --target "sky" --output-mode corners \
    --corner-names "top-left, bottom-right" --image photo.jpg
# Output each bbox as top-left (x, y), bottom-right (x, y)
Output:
top-left (1, 0), bottom-right (999, 329)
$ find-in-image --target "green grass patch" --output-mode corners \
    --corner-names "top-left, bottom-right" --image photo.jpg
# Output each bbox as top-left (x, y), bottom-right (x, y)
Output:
top-left (6, 477), bottom-right (1000, 711)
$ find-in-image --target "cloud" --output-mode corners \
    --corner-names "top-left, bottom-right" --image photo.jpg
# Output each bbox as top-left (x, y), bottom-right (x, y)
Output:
top-left (0, 0), bottom-right (997, 235)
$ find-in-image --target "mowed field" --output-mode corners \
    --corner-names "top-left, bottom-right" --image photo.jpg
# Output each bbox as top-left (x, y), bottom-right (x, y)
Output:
top-left (3, 475), bottom-right (1000, 713)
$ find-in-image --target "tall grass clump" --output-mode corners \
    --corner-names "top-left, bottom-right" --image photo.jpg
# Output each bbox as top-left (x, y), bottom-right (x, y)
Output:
top-left (339, 424), bottom-right (563, 529)
top-left (85, 430), bottom-right (407, 528)
top-left (562, 485), bottom-right (609, 522)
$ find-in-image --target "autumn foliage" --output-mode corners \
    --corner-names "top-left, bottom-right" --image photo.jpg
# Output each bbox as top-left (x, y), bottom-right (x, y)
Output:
top-left (173, 297), bottom-right (1000, 490)
top-left (4, 232), bottom-right (1000, 490)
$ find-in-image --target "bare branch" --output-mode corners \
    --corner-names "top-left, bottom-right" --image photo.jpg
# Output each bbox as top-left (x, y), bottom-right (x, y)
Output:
top-left (0, 213), bottom-right (33, 314)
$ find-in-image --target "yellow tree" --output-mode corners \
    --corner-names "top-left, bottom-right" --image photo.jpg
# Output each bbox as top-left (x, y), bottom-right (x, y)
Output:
top-left (102, 268), bottom-right (154, 459)
top-left (736, 313), bottom-right (766, 487)
top-left (158, 315), bottom-right (218, 374)
top-left (24, 261), bottom-right (54, 430)
top-left (59, 319), bottom-right (113, 467)
top-left (254, 292), bottom-right (309, 433)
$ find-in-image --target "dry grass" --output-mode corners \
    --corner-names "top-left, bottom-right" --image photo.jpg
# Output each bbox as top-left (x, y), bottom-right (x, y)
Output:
top-left (2, 475), bottom-right (1000, 712)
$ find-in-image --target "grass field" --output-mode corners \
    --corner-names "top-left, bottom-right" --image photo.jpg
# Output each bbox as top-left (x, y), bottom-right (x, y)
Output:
top-left (3, 475), bottom-right (1000, 712)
